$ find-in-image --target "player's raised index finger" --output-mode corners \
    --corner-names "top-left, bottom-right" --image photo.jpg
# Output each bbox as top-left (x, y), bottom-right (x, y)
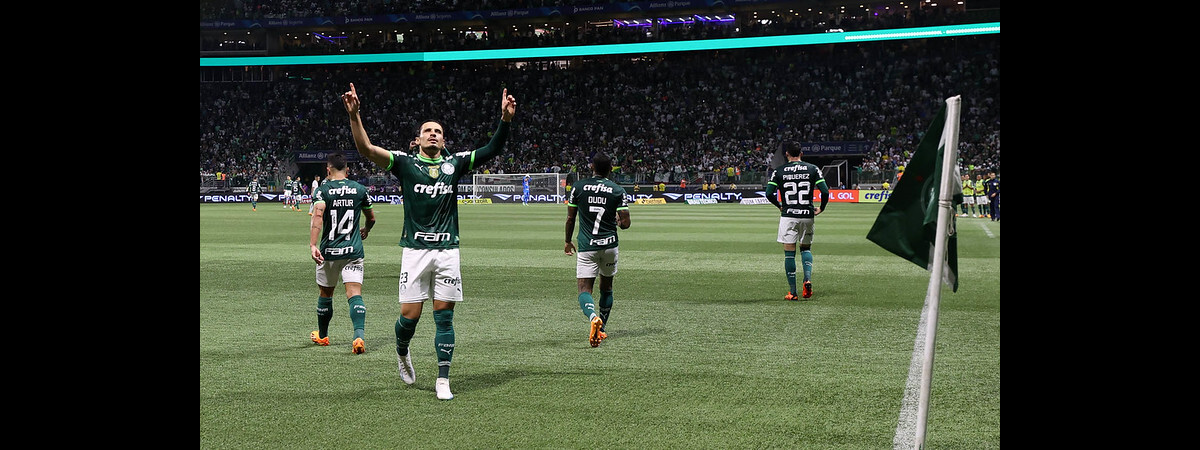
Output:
top-left (350, 83), bottom-right (357, 95)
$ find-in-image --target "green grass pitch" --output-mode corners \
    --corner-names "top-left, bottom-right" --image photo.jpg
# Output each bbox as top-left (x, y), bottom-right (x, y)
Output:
top-left (200, 201), bottom-right (1000, 449)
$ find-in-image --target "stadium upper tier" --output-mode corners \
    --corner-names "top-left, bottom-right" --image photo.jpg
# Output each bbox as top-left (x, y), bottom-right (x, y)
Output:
top-left (201, 0), bottom-right (995, 55)
top-left (200, 36), bottom-right (999, 188)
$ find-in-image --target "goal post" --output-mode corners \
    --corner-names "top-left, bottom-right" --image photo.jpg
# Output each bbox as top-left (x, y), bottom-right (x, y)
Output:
top-left (471, 173), bottom-right (567, 203)
top-left (821, 160), bottom-right (848, 189)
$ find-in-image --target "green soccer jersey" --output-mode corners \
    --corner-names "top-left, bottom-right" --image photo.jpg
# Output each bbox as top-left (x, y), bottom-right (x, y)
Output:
top-left (248, 180), bottom-right (261, 194)
top-left (387, 121), bottom-right (511, 249)
top-left (314, 178), bottom-right (373, 260)
top-left (567, 177), bottom-right (629, 252)
top-left (767, 161), bottom-right (828, 218)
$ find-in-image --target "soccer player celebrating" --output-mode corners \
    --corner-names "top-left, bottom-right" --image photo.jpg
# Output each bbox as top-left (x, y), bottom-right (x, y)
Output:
top-left (564, 154), bottom-right (631, 347)
top-left (248, 176), bottom-right (262, 211)
top-left (309, 152), bottom-right (376, 354)
top-left (765, 145), bottom-right (829, 300)
top-left (342, 82), bottom-right (516, 400)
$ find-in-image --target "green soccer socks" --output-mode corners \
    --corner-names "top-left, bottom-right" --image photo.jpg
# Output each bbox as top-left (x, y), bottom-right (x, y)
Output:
top-left (348, 295), bottom-right (366, 340)
top-left (801, 250), bottom-right (813, 282)
top-left (598, 291), bottom-right (613, 331)
top-left (578, 292), bottom-right (598, 321)
top-left (395, 315), bottom-right (419, 354)
top-left (316, 297), bottom-right (333, 338)
top-left (784, 250), bottom-right (797, 295)
top-left (434, 309), bottom-right (455, 379)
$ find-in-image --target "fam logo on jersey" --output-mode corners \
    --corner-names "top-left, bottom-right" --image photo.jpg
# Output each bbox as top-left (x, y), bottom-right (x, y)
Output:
top-left (663, 193), bottom-right (683, 200)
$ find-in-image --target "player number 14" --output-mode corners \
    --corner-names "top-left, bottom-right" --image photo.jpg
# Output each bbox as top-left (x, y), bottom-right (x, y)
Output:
top-left (328, 209), bottom-right (357, 241)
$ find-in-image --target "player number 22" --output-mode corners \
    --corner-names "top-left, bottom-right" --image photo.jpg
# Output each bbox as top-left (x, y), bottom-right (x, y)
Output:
top-left (783, 181), bottom-right (811, 205)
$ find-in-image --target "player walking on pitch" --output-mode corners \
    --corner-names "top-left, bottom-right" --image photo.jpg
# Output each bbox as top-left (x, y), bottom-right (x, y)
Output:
top-left (248, 176), bottom-right (262, 211)
top-left (565, 154), bottom-right (631, 347)
top-left (342, 82), bottom-right (516, 400)
top-left (765, 145), bottom-right (829, 300)
top-left (283, 176), bottom-right (294, 209)
top-left (309, 152), bottom-right (376, 354)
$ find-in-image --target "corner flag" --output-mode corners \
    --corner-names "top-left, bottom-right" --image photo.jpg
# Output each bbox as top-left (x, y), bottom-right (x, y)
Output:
top-left (866, 97), bottom-right (962, 292)
top-left (869, 96), bottom-right (963, 450)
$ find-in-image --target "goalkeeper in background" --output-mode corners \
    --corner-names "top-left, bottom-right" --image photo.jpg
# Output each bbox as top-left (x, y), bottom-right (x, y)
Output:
top-left (565, 154), bottom-right (631, 348)
top-left (523, 174), bottom-right (531, 205)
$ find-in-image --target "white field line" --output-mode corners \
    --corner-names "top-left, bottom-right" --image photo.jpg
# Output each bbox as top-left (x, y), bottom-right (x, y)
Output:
top-left (893, 295), bottom-right (931, 450)
top-left (978, 221), bottom-right (995, 238)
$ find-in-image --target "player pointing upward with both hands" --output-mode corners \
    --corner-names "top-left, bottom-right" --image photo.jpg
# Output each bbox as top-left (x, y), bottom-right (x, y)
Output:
top-left (342, 83), bottom-right (516, 400)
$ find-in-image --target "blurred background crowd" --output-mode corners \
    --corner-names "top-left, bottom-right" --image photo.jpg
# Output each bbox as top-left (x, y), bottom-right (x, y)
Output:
top-left (200, 0), bottom-right (999, 192)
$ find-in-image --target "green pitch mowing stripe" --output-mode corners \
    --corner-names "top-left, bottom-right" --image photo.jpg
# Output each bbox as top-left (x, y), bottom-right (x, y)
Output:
top-left (201, 202), bottom-right (999, 449)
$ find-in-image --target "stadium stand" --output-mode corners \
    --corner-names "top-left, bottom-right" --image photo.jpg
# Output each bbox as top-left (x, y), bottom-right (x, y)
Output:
top-left (200, 0), bottom-right (999, 192)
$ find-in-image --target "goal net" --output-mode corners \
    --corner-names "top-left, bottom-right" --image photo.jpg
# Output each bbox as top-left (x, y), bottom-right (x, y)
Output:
top-left (821, 160), bottom-right (848, 190)
top-left (471, 173), bottom-right (566, 203)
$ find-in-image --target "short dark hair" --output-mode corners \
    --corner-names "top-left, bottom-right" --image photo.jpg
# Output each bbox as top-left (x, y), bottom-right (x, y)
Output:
top-left (327, 152), bottom-right (348, 171)
top-left (415, 120), bottom-right (445, 136)
top-left (786, 143), bottom-right (802, 158)
top-left (593, 154), bottom-right (613, 177)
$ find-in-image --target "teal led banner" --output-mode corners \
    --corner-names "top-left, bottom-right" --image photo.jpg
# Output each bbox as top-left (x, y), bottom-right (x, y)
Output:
top-left (200, 22), bottom-right (999, 67)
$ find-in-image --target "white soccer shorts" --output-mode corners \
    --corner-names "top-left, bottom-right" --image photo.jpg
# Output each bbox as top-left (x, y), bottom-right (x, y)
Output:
top-left (398, 248), bottom-right (463, 303)
top-left (963, 196), bottom-right (976, 205)
top-left (315, 257), bottom-right (365, 287)
top-left (976, 195), bottom-right (989, 206)
top-left (576, 247), bottom-right (619, 279)
top-left (777, 217), bottom-right (814, 245)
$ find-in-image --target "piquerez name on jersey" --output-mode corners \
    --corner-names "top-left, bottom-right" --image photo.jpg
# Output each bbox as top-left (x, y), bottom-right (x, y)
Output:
top-left (315, 179), bottom-right (373, 260)
top-left (768, 162), bottom-right (825, 218)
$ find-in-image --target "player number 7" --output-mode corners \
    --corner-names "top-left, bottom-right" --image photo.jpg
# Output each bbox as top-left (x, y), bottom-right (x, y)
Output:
top-left (589, 206), bottom-right (605, 235)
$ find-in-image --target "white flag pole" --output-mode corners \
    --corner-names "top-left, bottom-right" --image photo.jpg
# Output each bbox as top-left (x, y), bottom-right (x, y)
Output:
top-left (914, 95), bottom-right (961, 449)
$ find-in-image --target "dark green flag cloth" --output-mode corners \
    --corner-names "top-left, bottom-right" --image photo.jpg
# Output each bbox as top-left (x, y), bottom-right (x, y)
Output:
top-left (867, 105), bottom-right (962, 292)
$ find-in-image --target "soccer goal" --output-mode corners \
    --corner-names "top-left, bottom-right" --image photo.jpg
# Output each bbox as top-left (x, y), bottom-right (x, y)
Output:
top-left (471, 173), bottom-right (567, 203)
top-left (821, 160), bottom-right (848, 189)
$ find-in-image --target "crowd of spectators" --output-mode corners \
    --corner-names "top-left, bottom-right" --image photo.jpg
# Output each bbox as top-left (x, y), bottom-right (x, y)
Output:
top-left (202, 0), bottom-right (871, 20)
top-left (202, 0), bottom-right (976, 55)
top-left (200, 31), bottom-right (999, 191)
